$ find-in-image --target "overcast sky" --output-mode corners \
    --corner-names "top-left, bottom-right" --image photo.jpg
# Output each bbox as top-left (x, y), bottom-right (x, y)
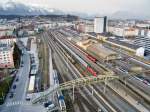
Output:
top-left (0, 0), bottom-right (150, 15)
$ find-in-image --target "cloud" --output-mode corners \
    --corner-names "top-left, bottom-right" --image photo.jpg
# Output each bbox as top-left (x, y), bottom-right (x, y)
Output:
top-left (0, 0), bottom-right (149, 16)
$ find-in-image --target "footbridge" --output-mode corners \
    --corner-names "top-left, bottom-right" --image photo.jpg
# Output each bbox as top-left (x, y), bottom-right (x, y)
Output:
top-left (32, 75), bottom-right (118, 104)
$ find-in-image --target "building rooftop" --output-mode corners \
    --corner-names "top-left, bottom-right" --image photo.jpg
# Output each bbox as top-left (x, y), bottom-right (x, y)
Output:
top-left (87, 43), bottom-right (118, 60)
top-left (0, 35), bottom-right (16, 40)
top-left (88, 32), bottom-right (97, 37)
top-left (0, 29), bottom-right (10, 31)
top-left (107, 38), bottom-right (141, 50)
top-left (88, 32), bottom-right (113, 38)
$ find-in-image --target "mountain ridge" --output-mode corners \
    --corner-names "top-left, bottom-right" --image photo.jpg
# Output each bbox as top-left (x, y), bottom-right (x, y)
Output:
top-left (0, 1), bottom-right (149, 20)
top-left (0, 1), bottom-right (63, 15)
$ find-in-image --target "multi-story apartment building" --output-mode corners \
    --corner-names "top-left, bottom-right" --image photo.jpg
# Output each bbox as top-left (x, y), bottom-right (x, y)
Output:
top-left (0, 44), bottom-right (14, 68)
top-left (108, 27), bottom-right (139, 37)
top-left (85, 24), bottom-right (94, 33)
top-left (94, 16), bottom-right (107, 34)
top-left (134, 36), bottom-right (150, 55)
top-left (0, 36), bottom-right (17, 68)
top-left (134, 29), bottom-right (150, 55)
top-left (75, 22), bottom-right (94, 33)
top-left (0, 36), bottom-right (17, 45)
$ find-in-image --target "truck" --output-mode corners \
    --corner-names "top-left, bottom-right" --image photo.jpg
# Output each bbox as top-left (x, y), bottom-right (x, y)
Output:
top-left (28, 76), bottom-right (35, 93)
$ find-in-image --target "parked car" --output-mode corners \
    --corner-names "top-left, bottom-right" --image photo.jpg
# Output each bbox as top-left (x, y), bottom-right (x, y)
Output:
top-left (21, 61), bottom-right (24, 64)
top-left (143, 79), bottom-right (150, 86)
top-left (9, 93), bottom-right (14, 98)
top-left (98, 108), bottom-right (104, 112)
top-left (47, 103), bottom-right (55, 110)
top-left (26, 96), bottom-right (31, 101)
top-left (44, 101), bottom-right (54, 108)
top-left (135, 75), bottom-right (145, 82)
top-left (16, 78), bottom-right (19, 82)
top-left (13, 85), bottom-right (16, 89)
top-left (10, 70), bottom-right (18, 75)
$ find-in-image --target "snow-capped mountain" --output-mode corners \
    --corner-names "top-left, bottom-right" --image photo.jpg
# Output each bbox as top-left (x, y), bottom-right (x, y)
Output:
top-left (1, 1), bottom-right (149, 19)
top-left (0, 1), bottom-right (64, 15)
top-left (110, 11), bottom-right (150, 20)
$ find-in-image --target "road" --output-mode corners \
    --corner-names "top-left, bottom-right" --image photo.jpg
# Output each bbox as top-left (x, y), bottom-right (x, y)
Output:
top-left (3, 28), bottom-right (148, 112)
top-left (0, 47), bottom-right (30, 112)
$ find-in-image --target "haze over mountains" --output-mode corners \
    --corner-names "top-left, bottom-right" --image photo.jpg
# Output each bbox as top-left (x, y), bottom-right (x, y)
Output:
top-left (111, 11), bottom-right (150, 20)
top-left (0, 1), bottom-right (63, 15)
top-left (0, 1), bottom-right (149, 20)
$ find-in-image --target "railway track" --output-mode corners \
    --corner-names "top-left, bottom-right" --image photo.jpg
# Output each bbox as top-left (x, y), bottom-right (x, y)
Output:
top-left (51, 30), bottom-right (150, 111)
top-left (32, 30), bottom-right (148, 112)
top-left (44, 32), bottom-right (103, 112)
top-left (44, 30), bottom-right (143, 111)
top-left (52, 43), bottom-right (98, 112)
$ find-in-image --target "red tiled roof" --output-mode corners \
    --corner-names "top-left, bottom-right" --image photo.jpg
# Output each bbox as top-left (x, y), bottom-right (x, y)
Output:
top-left (0, 29), bottom-right (10, 31)
top-left (0, 36), bottom-right (16, 39)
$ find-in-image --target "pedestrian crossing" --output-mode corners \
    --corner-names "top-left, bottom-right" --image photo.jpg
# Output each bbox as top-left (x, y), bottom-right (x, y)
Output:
top-left (5, 101), bottom-right (31, 107)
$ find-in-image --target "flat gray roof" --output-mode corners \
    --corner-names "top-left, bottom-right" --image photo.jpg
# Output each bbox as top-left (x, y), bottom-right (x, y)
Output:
top-left (107, 38), bottom-right (141, 50)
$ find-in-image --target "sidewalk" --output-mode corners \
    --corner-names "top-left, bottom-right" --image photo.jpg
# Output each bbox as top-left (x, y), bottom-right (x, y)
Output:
top-left (49, 48), bottom-right (54, 86)
top-left (30, 37), bottom-right (39, 68)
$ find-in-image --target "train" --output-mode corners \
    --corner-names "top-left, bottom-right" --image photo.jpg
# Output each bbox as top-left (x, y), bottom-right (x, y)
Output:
top-left (53, 70), bottom-right (66, 111)
top-left (53, 70), bottom-right (59, 86)
top-left (61, 28), bottom-right (79, 37)
top-left (57, 42), bottom-right (76, 64)
top-left (115, 61), bottom-right (143, 73)
top-left (56, 36), bottom-right (98, 77)
top-left (60, 34), bottom-right (98, 63)
top-left (86, 54), bottom-right (97, 63)
top-left (74, 44), bottom-right (98, 63)
top-left (57, 90), bottom-right (66, 111)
